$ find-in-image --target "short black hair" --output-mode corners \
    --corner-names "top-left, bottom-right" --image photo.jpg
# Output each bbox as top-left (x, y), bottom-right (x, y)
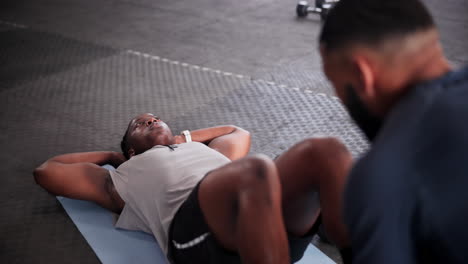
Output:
top-left (319, 0), bottom-right (435, 51)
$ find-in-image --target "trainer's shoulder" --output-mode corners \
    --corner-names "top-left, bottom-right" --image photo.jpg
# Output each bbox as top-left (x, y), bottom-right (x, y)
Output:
top-left (418, 66), bottom-right (468, 115)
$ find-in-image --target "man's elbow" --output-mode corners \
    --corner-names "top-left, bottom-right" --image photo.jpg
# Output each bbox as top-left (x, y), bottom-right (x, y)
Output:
top-left (33, 165), bottom-right (58, 196)
top-left (242, 129), bottom-right (251, 141)
top-left (33, 163), bottom-right (49, 187)
top-left (242, 129), bottom-right (251, 143)
top-left (33, 166), bottom-right (44, 185)
top-left (232, 126), bottom-right (251, 150)
top-left (231, 125), bottom-right (251, 138)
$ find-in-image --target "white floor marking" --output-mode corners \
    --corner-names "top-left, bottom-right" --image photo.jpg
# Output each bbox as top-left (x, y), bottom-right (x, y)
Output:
top-left (123, 49), bottom-right (340, 100)
top-left (0, 19), bottom-right (341, 101)
top-left (0, 20), bottom-right (27, 29)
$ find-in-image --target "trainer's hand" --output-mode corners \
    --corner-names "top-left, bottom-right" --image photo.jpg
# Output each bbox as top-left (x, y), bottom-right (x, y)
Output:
top-left (110, 152), bottom-right (127, 168)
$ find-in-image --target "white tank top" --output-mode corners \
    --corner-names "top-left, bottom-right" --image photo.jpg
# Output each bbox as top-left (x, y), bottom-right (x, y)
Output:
top-left (109, 142), bottom-right (231, 255)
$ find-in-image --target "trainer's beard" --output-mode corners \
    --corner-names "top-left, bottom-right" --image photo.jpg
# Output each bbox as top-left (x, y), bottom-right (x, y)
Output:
top-left (344, 84), bottom-right (383, 142)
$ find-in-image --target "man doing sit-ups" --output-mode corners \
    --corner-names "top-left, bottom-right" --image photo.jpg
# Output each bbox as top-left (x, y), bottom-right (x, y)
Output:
top-left (34, 113), bottom-right (352, 264)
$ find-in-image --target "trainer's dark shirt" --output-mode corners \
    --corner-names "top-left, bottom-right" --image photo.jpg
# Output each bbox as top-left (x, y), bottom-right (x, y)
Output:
top-left (345, 66), bottom-right (468, 264)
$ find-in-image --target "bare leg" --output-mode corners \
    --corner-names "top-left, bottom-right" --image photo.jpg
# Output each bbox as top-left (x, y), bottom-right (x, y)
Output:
top-left (199, 155), bottom-right (290, 264)
top-left (275, 138), bottom-right (353, 248)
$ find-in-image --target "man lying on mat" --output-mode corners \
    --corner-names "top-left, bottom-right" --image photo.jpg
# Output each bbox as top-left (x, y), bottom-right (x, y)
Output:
top-left (34, 113), bottom-right (352, 264)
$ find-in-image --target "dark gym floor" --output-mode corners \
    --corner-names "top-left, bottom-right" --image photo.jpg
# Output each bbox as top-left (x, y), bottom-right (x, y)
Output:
top-left (1, 0), bottom-right (467, 264)
top-left (2, 0), bottom-right (466, 96)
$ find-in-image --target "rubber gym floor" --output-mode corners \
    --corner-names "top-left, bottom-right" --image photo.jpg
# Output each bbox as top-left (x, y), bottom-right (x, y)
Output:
top-left (1, 0), bottom-right (467, 263)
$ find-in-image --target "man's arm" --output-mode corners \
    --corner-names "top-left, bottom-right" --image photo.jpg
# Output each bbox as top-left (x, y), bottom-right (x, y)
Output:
top-left (33, 151), bottom-right (126, 213)
top-left (175, 125), bottom-right (251, 160)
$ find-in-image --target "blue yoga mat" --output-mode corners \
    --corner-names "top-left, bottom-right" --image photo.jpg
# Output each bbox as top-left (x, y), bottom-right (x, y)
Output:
top-left (57, 165), bottom-right (335, 264)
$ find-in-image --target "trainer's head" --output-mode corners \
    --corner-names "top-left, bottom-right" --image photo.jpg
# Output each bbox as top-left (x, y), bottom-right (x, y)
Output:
top-left (319, 0), bottom-right (451, 140)
top-left (120, 113), bottom-right (175, 159)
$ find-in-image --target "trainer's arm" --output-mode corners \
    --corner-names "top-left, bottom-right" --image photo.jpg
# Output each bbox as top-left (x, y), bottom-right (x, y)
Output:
top-left (33, 151), bottom-right (126, 213)
top-left (175, 126), bottom-right (251, 160)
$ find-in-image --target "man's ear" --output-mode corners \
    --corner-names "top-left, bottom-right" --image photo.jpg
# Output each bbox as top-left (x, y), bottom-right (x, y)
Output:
top-left (352, 54), bottom-right (376, 100)
top-left (128, 148), bottom-right (135, 158)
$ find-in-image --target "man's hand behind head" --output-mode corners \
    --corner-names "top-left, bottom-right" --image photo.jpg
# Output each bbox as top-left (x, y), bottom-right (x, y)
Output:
top-left (110, 152), bottom-right (127, 167)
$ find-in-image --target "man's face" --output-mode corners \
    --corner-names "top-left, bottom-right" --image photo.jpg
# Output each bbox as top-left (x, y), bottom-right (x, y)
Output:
top-left (321, 48), bottom-right (383, 141)
top-left (125, 113), bottom-right (174, 157)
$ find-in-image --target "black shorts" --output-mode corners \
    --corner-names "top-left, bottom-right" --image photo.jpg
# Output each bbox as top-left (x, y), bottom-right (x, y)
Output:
top-left (168, 182), bottom-right (320, 264)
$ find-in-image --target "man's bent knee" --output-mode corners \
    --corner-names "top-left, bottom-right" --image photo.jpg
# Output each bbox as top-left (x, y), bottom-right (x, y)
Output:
top-left (238, 155), bottom-right (278, 184)
top-left (296, 137), bottom-right (350, 161)
top-left (299, 137), bottom-right (347, 152)
top-left (237, 155), bottom-right (281, 203)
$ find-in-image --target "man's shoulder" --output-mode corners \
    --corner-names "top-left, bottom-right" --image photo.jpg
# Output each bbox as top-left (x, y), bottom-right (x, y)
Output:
top-left (345, 65), bottom-right (468, 216)
top-left (366, 66), bottom-right (468, 171)
top-left (402, 66), bottom-right (468, 123)
top-left (385, 66), bottom-right (468, 123)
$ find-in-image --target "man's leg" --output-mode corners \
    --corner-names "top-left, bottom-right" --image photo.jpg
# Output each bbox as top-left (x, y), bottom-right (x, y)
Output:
top-left (198, 155), bottom-right (290, 264)
top-left (275, 137), bottom-right (353, 248)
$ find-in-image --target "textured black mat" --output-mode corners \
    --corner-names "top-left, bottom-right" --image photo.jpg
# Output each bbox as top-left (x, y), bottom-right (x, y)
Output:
top-left (0, 24), bottom-right (14, 32)
top-left (0, 27), bottom-right (118, 264)
top-left (0, 27), bottom-right (367, 264)
top-left (0, 28), bottom-right (116, 90)
top-left (169, 81), bottom-right (368, 158)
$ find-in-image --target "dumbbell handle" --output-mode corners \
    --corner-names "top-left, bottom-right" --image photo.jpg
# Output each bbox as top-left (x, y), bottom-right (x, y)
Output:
top-left (297, 0), bottom-right (339, 18)
top-left (308, 6), bottom-right (321, 12)
top-left (308, 1), bottom-right (338, 13)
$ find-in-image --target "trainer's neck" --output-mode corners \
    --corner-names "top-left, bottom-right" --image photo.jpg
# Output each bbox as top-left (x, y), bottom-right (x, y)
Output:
top-left (410, 42), bottom-right (452, 85)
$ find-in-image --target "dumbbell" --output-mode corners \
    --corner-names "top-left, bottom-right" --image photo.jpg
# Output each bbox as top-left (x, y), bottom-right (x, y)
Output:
top-left (296, 0), bottom-right (337, 21)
